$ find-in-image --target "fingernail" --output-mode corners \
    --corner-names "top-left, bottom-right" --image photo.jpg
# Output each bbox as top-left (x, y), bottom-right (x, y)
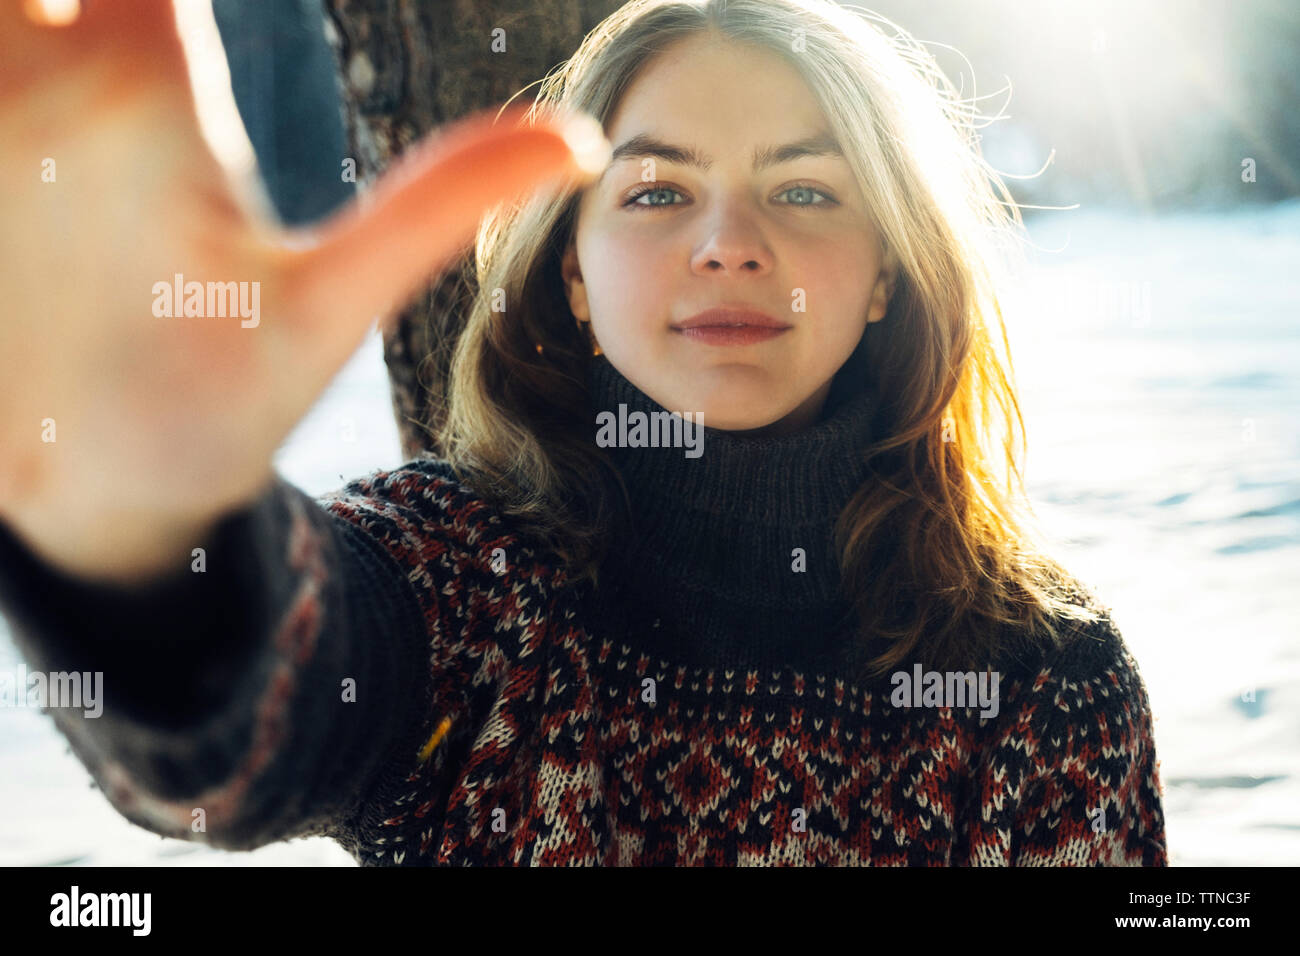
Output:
top-left (557, 112), bottom-right (612, 178)
top-left (24, 0), bottom-right (81, 26)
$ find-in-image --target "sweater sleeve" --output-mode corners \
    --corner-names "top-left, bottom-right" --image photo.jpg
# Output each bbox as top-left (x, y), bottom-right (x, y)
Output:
top-left (0, 465), bottom-right (469, 855)
top-left (1005, 611), bottom-right (1169, 866)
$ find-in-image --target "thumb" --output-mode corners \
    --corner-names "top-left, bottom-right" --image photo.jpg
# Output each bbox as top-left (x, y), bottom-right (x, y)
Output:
top-left (277, 103), bottom-right (609, 350)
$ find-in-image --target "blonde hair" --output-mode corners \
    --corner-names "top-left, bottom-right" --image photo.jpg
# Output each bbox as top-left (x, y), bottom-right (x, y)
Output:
top-left (436, 0), bottom-right (1102, 679)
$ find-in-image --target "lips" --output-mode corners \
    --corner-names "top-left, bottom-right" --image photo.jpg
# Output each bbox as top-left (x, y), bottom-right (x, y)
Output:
top-left (672, 307), bottom-right (791, 330)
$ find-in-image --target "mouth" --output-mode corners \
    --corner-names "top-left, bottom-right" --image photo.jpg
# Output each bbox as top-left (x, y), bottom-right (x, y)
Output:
top-left (670, 307), bottom-right (792, 345)
top-left (671, 326), bottom-right (791, 345)
top-left (671, 307), bottom-right (792, 331)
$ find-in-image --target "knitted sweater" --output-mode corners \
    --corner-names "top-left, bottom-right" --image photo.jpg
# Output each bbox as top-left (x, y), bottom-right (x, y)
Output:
top-left (0, 354), bottom-right (1168, 866)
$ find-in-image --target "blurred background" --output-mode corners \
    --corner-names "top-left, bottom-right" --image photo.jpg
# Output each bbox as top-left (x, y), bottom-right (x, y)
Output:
top-left (0, 0), bottom-right (1296, 865)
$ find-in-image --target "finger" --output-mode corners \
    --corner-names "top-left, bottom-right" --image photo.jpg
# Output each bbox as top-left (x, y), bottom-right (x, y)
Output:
top-left (5, 0), bottom-right (184, 51)
top-left (1, 0), bottom-right (189, 101)
top-left (278, 103), bottom-right (610, 361)
top-left (65, 0), bottom-right (190, 80)
top-left (0, 1), bottom-right (77, 94)
top-left (15, 0), bottom-right (82, 26)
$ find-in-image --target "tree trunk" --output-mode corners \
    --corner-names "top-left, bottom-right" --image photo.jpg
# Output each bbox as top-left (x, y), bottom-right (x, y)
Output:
top-left (320, 0), bottom-right (622, 460)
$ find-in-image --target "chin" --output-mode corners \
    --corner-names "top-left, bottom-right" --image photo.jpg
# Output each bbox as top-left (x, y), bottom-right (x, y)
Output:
top-left (642, 370), bottom-right (788, 430)
top-left (671, 382), bottom-right (775, 426)
top-left (694, 403), bottom-right (787, 433)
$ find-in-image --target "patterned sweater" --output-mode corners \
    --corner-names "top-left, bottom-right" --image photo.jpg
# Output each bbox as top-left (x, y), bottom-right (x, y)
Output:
top-left (0, 353), bottom-right (1168, 866)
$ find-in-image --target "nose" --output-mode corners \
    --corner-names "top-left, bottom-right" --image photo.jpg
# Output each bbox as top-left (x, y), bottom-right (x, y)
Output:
top-left (689, 198), bottom-right (774, 276)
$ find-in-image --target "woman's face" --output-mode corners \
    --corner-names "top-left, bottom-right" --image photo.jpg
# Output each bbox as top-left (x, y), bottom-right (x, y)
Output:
top-left (562, 32), bottom-right (894, 437)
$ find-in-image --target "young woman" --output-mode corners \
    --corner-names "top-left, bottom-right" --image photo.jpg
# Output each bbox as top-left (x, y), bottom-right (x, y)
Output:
top-left (0, 0), bottom-right (1167, 865)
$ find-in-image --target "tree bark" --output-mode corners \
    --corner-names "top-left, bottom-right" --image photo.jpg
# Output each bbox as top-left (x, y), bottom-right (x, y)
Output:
top-left (320, 0), bottom-right (622, 460)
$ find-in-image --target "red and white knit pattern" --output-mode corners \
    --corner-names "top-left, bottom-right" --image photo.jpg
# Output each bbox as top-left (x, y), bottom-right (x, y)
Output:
top-left (316, 463), bottom-right (1167, 866)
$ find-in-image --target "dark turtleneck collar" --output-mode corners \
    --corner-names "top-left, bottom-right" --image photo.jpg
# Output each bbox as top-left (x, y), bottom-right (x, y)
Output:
top-left (584, 338), bottom-right (883, 675)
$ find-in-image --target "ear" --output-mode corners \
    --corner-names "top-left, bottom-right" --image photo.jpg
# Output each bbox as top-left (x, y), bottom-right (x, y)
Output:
top-left (560, 239), bottom-right (590, 322)
top-left (866, 247), bottom-right (897, 324)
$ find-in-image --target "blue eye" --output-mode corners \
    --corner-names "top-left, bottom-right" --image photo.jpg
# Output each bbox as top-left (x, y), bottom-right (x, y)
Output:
top-left (622, 182), bottom-right (838, 209)
top-left (775, 184), bottom-right (836, 207)
top-left (624, 184), bottom-right (685, 208)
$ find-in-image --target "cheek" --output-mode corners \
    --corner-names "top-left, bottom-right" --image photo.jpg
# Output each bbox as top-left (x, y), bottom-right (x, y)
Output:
top-left (791, 238), bottom-right (878, 313)
top-left (581, 226), bottom-right (671, 324)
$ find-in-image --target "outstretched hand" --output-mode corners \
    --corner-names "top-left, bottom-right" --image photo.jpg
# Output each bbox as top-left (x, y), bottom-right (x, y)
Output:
top-left (0, 0), bottom-right (609, 582)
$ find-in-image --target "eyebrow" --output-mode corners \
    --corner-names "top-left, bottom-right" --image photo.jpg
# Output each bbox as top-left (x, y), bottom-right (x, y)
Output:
top-left (600, 131), bottom-right (844, 183)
